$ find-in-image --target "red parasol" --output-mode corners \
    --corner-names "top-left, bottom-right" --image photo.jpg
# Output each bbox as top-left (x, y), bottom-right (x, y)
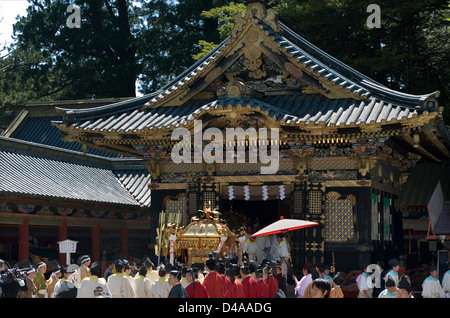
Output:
top-left (251, 216), bottom-right (319, 237)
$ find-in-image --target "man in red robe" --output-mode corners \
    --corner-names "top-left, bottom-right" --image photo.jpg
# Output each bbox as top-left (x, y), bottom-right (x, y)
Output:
top-left (185, 268), bottom-right (209, 298)
top-left (225, 266), bottom-right (244, 298)
top-left (240, 265), bottom-right (257, 298)
top-left (255, 269), bottom-right (270, 298)
top-left (264, 264), bottom-right (278, 298)
top-left (202, 259), bottom-right (224, 298)
top-left (218, 263), bottom-right (232, 296)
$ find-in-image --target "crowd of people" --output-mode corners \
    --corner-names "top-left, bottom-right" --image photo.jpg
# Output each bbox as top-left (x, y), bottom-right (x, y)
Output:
top-left (2, 253), bottom-right (449, 299)
top-left (0, 254), bottom-right (288, 298)
top-left (1, 231), bottom-right (449, 299)
top-left (0, 231), bottom-right (292, 299)
top-left (350, 258), bottom-right (449, 299)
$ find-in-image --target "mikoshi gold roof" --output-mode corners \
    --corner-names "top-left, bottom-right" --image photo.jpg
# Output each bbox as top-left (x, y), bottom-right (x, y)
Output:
top-left (176, 204), bottom-right (238, 263)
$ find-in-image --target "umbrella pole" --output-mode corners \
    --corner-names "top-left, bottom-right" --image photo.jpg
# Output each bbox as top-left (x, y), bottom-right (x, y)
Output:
top-left (288, 252), bottom-right (294, 276)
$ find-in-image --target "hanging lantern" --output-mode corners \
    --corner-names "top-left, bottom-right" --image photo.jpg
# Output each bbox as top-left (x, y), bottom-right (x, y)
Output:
top-left (244, 185), bottom-right (250, 201)
top-left (228, 185), bottom-right (234, 200)
top-left (262, 185), bottom-right (268, 201)
top-left (279, 184), bottom-right (285, 200)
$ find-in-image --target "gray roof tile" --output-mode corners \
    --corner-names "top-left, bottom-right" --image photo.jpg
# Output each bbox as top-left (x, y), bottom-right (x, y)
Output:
top-left (64, 95), bottom-right (420, 132)
top-left (0, 137), bottom-right (151, 207)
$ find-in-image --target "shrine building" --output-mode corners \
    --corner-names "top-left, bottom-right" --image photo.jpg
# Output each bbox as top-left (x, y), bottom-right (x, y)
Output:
top-left (2, 1), bottom-right (449, 272)
top-left (0, 99), bottom-right (152, 267)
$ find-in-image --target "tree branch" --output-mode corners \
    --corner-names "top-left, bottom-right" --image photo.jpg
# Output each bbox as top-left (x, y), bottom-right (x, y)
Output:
top-left (36, 80), bottom-right (74, 99)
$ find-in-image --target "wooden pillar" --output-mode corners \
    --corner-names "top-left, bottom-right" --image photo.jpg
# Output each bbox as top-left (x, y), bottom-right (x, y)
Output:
top-left (291, 182), bottom-right (306, 272)
top-left (405, 229), bottom-right (413, 255)
top-left (58, 219), bottom-right (68, 265)
top-left (91, 222), bottom-right (101, 262)
top-left (18, 217), bottom-right (29, 261)
top-left (121, 222), bottom-right (128, 258)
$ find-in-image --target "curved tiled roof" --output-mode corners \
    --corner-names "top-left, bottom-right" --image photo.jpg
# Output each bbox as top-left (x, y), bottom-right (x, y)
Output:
top-left (0, 151), bottom-right (137, 205)
top-left (54, 12), bottom-right (439, 133)
top-left (274, 21), bottom-right (438, 107)
top-left (8, 115), bottom-right (124, 157)
top-left (0, 137), bottom-right (151, 207)
top-left (115, 168), bottom-right (152, 207)
top-left (396, 160), bottom-right (450, 209)
top-left (56, 95), bottom-right (419, 133)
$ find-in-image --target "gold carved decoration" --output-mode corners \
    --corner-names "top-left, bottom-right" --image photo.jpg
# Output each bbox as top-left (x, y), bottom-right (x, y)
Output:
top-left (358, 156), bottom-right (378, 176)
top-left (263, 9), bottom-right (280, 33)
top-left (204, 163), bottom-right (216, 176)
top-left (217, 81), bottom-right (255, 99)
top-left (232, 12), bottom-right (247, 38)
top-left (284, 62), bottom-right (303, 79)
top-left (248, 68), bottom-right (266, 79)
top-left (246, 29), bottom-right (260, 43)
top-left (205, 67), bottom-right (222, 84)
top-left (245, 2), bottom-right (267, 20)
top-left (145, 161), bottom-right (161, 180)
top-left (243, 44), bottom-right (263, 71)
top-left (294, 158), bottom-right (309, 174)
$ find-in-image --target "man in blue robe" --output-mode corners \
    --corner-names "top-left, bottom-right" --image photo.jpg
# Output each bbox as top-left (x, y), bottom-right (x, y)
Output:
top-left (168, 270), bottom-right (188, 298)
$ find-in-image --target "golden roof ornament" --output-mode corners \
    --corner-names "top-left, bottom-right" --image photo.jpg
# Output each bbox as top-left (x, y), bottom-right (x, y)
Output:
top-left (179, 203), bottom-right (239, 265)
top-left (245, 0), bottom-right (268, 20)
top-left (216, 81), bottom-right (257, 99)
top-left (198, 201), bottom-right (221, 220)
top-left (231, 1), bottom-right (280, 38)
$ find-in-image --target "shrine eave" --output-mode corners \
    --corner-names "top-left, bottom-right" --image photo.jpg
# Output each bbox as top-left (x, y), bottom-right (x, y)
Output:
top-left (51, 1), bottom-right (450, 162)
top-left (53, 95), bottom-right (442, 139)
top-left (53, 98), bottom-right (450, 163)
top-left (0, 136), bottom-right (151, 207)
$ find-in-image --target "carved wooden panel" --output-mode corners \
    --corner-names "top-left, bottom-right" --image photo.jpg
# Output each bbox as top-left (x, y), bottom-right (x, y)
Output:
top-left (324, 192), bottom-right (356, 243)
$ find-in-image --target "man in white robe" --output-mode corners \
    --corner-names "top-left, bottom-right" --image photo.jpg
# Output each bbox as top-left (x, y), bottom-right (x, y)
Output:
top-left (77, 261), bottom-right (111, 298)
top-left (255, 235), bottom-right (271, 263)
top-left (134, 266), bottom-right (153, 298)
top-left (243, 236), bottom-right (260, 264)
top-left (107, 259), bottom-right (135, 298)
top-left (385, 258), bottom-right (399, 287)
top-left (442, 262), bottom-right (450, 298)
top-left (357, 266), bottom-right (373, 298)
top-left (144, 258), bottom-right (159, 283)
top-left (150, 266), bottom-right (170, 298)
top-left (422, 265), bottom-right (445, 298)
top-left (273, 234), bottom-right (289, 276)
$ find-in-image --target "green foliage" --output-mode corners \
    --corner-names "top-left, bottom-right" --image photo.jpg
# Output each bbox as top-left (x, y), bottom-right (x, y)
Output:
top-left (200, 2), bottom-right (246, 39)
top-left (0, 0), bottom-right (449, 125)
top-left (0, 0), bottom-right (231, 103)
top-left (123, 0), bottom-right (233, 93)
top-left (192, 40), bottom-right (219, 60)
top-left (193, 2), bottom-right (246, 60)
top-left (1, 0), bottom-right (140, 103)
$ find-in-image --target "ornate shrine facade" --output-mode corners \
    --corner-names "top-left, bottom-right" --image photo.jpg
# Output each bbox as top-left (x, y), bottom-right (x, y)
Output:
top-left (54, 2), bottom-right (450, 271)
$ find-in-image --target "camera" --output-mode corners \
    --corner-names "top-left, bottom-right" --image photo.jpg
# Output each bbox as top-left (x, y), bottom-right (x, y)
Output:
top-left (4, 268), bottom-right (28, 285)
